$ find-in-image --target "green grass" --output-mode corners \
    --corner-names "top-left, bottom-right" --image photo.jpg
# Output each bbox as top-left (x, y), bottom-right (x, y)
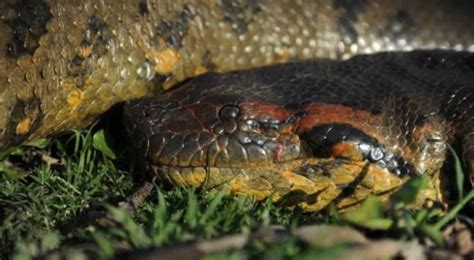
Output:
top-left (0, 126), bottom-right (472, 259)
top-left (0, 128), bottom-right (134, 258)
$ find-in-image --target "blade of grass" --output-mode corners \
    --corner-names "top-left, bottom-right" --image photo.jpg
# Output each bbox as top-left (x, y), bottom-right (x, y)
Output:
top-left (433, 190), bottom-right (474, 230)
top-left (93, 232), bottom-right (115, 258)
top-left (432, 147), bottom-right (472, 230)
top-left (93, 130), bottom-right (116, 159)
top-left (200, 192), bottom-right (225, 225)
top-left (105, 205), bottom-right (152, 248)
top-left (417, 224), bottom-right (444, 246)
top-left (448, 146), bottom-right (464, 201)
top-left (185, 189), bottom-right (199, 229)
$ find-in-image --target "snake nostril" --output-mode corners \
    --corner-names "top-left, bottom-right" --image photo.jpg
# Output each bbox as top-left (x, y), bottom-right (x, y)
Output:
top-left (219, 105), bottom-right (240, 121)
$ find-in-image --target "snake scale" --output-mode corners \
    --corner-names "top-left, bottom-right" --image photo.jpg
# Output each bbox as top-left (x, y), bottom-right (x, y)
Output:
top-left (0, 0), bottom-right (473, 210)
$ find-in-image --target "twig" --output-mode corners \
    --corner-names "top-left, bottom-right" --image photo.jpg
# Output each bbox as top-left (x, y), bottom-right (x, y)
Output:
top-left (40, 152), bottom-right (61, 165)
top-left (119, 181), bottom-right (155, 211)
top-left (434, 190), bottom-right (474, 230)
top-left (98, 181), bottom-right (155, 228)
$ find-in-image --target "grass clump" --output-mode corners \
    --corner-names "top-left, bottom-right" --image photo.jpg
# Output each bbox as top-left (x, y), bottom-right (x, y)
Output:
top-left (0, 126), bottom-right (472, 258)
top-left (0, 128), bottom-right (133, 257)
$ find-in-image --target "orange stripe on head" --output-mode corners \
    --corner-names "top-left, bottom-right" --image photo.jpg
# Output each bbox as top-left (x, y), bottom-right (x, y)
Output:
top-left (297, 103), bottom-right (383, 141)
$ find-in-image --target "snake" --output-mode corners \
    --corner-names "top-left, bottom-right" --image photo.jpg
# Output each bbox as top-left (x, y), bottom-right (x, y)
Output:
top-left (0, 0), bottom-right (473, 211)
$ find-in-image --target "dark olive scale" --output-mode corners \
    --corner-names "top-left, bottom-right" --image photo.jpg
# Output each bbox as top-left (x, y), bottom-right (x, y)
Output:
top-left (212, 123), bottom-right (225, 135)
top-left (236, 132), bottom-right (252, 144)
top-left (138, 1), bottom-right (149, 16)
top-left (4, 0), bottom-right (52, 58)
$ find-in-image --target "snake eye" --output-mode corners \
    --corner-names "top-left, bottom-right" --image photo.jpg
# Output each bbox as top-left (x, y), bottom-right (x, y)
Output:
top-left (219, 105), bottom-right (240, 121)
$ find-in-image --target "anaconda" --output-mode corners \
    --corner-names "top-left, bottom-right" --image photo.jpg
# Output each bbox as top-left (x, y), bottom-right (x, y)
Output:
top-left (0, 1), bottom-right (473, 210)
top-left (124, 50), bottom-right (473, 211)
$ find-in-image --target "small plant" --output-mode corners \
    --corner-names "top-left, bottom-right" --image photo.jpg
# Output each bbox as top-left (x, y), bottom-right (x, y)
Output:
top-left (0, 127), bottom-right (133, 258)
top-left (342, 147), bottom-right (474, 246)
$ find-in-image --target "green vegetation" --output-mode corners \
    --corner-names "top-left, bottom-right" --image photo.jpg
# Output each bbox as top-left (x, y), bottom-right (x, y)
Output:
top-left (0, 126), bottom-right (472, 259)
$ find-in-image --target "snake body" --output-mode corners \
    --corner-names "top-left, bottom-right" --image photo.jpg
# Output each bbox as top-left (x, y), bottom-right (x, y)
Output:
top-left (0, 1), bottom-right (473, 210)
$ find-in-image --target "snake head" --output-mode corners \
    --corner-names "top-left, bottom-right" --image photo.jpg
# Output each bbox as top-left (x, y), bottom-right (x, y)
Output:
top-left (123, 95), bottom-right (306, 169)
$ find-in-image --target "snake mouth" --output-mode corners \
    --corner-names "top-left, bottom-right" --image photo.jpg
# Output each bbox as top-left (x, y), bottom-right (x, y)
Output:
top-left (149, 158), bottom-right (428, 212)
